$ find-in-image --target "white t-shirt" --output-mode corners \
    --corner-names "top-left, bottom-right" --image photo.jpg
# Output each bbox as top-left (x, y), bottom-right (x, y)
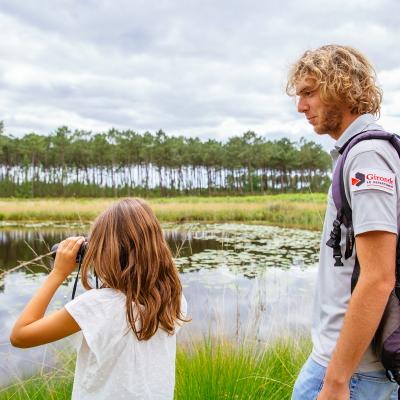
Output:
top-left (65, 288), bottom-right (187, 400)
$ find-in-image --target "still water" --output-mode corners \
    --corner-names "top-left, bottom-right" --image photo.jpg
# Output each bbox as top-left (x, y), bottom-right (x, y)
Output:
top-left (0, 223), bottom-right (320, 386)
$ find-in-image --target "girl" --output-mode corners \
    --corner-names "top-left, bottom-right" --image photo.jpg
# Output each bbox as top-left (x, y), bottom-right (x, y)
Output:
top-left (10, 198), bottom-right (187, 399)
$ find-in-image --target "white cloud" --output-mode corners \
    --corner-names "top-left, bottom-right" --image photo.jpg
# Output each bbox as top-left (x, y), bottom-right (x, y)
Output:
top-left (0, 0), bottom-right (399, 150)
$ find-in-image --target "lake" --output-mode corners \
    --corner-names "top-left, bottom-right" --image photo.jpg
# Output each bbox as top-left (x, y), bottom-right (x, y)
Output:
top-left (0, 222), bottom-right (320, 387)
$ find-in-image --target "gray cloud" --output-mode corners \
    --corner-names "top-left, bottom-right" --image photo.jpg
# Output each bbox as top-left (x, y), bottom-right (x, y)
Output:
top-left (0, 0), bottom-right (399, 148)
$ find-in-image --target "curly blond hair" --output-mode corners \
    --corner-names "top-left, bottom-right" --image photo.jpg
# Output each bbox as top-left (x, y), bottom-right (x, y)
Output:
top-left (286, 45), bottom-right (382, 116)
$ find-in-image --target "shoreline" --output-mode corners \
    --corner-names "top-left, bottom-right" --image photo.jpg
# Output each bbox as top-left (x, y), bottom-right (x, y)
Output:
top-left (0, 194), bottom-right (327, 231)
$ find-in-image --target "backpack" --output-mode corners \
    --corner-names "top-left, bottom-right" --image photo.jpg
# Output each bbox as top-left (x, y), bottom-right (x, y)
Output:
top-left (326, 129), bottom-right (400, 395)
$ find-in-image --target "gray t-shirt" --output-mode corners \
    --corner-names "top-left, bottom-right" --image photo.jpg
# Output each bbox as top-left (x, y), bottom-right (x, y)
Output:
top-left (311, 114), bottom-right (400, 372)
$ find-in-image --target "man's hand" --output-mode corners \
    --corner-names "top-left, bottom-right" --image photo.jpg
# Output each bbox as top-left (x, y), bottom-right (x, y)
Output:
top-left (317, 382), bottom-right (349, 400)
top-left (53, 236), bottom-right (85, 279)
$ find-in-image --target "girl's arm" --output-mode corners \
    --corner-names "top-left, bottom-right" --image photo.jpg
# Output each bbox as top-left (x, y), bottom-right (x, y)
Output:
top-left (10, 237), bottom-right (84, 348)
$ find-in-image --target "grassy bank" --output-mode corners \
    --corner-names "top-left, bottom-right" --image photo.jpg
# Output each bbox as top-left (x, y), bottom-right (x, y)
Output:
top-left (0, 337), bottom-right (311, 399)
top-left (0, 194), bottom-right (326, 230)
top-left (175, 337), bottom-right (310, 399)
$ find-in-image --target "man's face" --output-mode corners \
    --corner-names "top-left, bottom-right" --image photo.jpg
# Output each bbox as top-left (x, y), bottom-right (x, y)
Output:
top-left (295, 77), bottom-right (344, 139)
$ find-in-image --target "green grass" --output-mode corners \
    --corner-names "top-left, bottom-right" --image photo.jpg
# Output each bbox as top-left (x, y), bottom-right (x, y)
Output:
top-left (175, 337), bottom-right (311, 400)
top-left (0, 194), bottom-right (327, 230)
top-left (0, 337), bottom-right (311, 399)
top-left (0, 351), bottom-right (75, 400)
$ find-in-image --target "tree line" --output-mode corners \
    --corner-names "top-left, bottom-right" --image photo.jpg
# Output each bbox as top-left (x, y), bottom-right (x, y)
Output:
top-left (0, 125), bottom-right (331, 197)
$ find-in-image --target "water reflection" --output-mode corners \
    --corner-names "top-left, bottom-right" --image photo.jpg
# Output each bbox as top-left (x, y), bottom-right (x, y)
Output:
top-left (0, 224), bottom-right (321, 280)
top-left (0, 266), bottom-right (316, 387)
top-left (0, 228), bottom-right (224, 278)
top-left (181, 266), bottom-right (315, 341)
top-left (0, 273), bottom-right (74, 387)
top-left (0, 223), bottom-right (320, 387)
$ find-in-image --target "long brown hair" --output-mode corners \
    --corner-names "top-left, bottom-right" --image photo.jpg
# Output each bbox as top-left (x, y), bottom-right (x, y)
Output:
top-left (80, 198), bottom-right (185, 340)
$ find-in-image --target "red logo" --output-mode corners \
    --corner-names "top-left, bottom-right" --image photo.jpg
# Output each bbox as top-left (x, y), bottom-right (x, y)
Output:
top-left (351, 172), bottom-right (365, 187)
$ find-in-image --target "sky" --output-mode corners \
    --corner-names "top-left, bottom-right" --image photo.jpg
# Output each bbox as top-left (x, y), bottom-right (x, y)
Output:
top-left (1, 0), bottom-right (400, 149)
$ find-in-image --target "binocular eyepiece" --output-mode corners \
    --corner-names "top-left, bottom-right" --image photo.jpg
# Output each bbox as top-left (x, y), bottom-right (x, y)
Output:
top-left (51, 240), bottom-right (88, 263)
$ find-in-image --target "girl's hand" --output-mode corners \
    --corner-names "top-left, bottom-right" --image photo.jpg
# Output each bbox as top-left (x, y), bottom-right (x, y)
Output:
top-left (10, 236), bottom-right (84, 348)
top-left (53, 236), bottom-right (85, 279)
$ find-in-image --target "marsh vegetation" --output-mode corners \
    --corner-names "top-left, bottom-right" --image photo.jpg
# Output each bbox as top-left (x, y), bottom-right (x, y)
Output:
top-left (1, 338), bottom-right (311, 399)
top-left (0, 193), bottom-right (326, 230)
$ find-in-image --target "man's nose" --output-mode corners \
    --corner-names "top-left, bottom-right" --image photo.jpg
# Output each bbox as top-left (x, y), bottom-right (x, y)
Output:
top-left (297, 97), bottom-right (309, 113)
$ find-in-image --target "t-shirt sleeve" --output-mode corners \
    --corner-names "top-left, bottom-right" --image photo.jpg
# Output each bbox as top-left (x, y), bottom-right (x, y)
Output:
top-left (175, 294), bottom-right (188, 334)
top-left (64, 289), bottom-right (126, 362)
top-left (343, 149), bottom-right (398, 236)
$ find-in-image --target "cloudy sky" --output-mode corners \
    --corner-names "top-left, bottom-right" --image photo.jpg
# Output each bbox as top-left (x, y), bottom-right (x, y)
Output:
top-left (1, 0), bottom-right (399, 148)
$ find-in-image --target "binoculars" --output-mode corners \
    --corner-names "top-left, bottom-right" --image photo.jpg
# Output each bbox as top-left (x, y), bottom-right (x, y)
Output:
top-left (50, 239), bottom-right (92, 300)
top-left (50, 240), bottom-right (88, 263)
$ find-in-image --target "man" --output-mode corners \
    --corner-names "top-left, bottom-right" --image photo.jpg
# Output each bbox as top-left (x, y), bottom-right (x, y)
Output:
top-left (287, 45), bottom-right (399, 399)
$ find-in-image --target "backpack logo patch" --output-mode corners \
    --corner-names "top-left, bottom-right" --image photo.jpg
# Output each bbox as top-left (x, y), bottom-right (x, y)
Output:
top-left (350, 169), bottom-right (395, 194)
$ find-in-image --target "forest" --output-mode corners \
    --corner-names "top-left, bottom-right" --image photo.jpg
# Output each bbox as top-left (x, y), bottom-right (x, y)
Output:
top-left (0, 124), bottom-right (331, 197)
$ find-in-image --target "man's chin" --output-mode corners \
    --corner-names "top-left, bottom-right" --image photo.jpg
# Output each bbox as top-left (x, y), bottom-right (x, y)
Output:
top-left (313, 126), bottom-right (327, 135)
top-left (312, 123), bottom-right (330, 135)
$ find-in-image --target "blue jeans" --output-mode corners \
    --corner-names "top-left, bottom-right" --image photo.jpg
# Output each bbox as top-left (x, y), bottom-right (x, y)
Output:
top-left (292, 357), bottom-right (398, 400)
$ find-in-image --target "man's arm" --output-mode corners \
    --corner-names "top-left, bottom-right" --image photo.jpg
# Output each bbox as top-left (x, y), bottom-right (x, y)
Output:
top-left (318, 230), bottom-right (396, 400)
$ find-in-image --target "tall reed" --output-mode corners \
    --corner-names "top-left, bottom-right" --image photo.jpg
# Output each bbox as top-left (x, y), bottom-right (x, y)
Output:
top-left (0, 194), bottom-right (326, 230)
top-left (0, 337), bottom-right (310, 399)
